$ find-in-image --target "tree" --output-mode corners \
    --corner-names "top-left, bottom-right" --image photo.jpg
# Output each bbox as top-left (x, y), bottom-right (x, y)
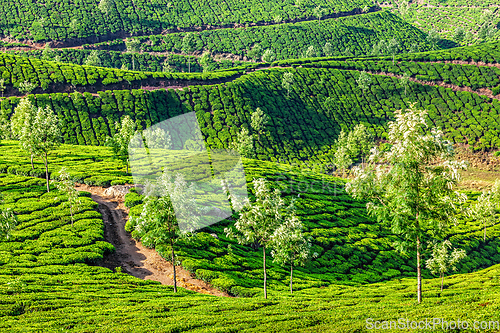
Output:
top-left (162, 61), bottom-right (174, 73)
top-left (261, 49), bottom-right (275, 63)
top-left (333, 142), bottom-right (352, 178)
top-left (98, 0), bottom-right (114, 15)
top-left (453, 27), bottom-right (466, 44)
top-left (304, 45), bottom-right (317, 58)
top-left (400, 72), bottom-right (410, 95)
top-left (478, 23), bottom-right (497, 42)
top-left (199, 51), bottom-right (215, 72)
top-left (371, 40), bottom-right (387, 56)
top-left (55, 168), bottom-right (82, 227)
top-left (18, 81), bottom-right (37, 95)
top-left (467, 180), bottom-right (500, 241)
top-left (314, 6), bottom-right (327, 25)
top-left (125, 38), bottom-right (141, 71)
top-left (230, 127), bottom-right (254, 158)
top-left (333, 124), bottom-right (374, 176)
top-left (270, 209), bottom-right (314, 294)
top-left (225, 178), bottom-right (295, 299)
top-left (144, 127), bottom-right (172, 149)
top-left (273, 14), bottom-right (283, 24)
top-left (251, 107), bottom-right (270, 134)
top-left (282, 72), bottom-right (294, 98)
top-left (387, 39), bottom-right (399, 65)
top-left (323, 42), bottom-right (334, 57)
top-left (32, 105), bottom-right (62, 192)
top-left (106, 115), bottom-right (136, 174)
top-left (69, 19), bottom-right (79, 34)
top-left (247, 44), bottom-right (263, 61)
top-left (356, 71), bottom-right (371, 93)
top-left (396, 0), bottom-right (409, 21)
top-left (426, 240), bottom-right (467, 291)
top-left (0, 78), bottom-right (5, 98)
top-left (130, 171), bottom-right (200, 292)
top-left (84, 50), bottom-right (102, 67)
top-left (182, 33), bottom-right (197, 73)
top-left (41, 43), bottom-right (52, 61)
top-left (11, 98), bottom-right (39, 171)
top-left (346, 104), bottom-right (468, 303)
top-left (427, 29), bottom-right (440, 50)
top-left (0, 194), bottom-right (17, 240)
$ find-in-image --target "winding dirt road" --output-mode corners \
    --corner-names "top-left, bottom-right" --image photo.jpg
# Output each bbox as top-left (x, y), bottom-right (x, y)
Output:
top-left (75, 184), bottom-right (229, 297)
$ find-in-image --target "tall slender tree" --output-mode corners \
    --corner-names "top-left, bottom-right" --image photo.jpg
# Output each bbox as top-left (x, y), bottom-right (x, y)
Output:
top-left (270, 213), bottom-right (314, 294)
top-left (346, 104), bottom-right (467, 303)
top-left (467, 180), bottom-right (500, 241)
top-left (225, 178), bottom-right (294, 299)
top-left (426, 240), bottom-right (467, 291)
top-left (32, 105), bottom-right (62, 192)
top-left (182, 33), bottom-right (197, 73)
top-left (125, 38), bottom-right (141, 71)
top-left (11, 98), bottom-right (39, 171)
top-left (130, 171), bottom-right (200, 292)
top-left (55, 168), bottom-right (82, 227)
top-left (0, 194), bottom-right (18, 240)
top-left (282, 72), bottom-right (294, 98)
top-left (106, 115), bottom-right (136, 174)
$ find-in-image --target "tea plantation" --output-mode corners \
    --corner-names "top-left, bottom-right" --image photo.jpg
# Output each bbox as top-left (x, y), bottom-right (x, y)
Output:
top-left (0, 154), bottom-right (500, 331)
top-left (1, 1), bottom-right (500, 331)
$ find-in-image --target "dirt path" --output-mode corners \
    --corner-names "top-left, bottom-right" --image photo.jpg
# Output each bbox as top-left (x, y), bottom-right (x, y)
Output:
top-left (75, 184), bottom-right (230, 297)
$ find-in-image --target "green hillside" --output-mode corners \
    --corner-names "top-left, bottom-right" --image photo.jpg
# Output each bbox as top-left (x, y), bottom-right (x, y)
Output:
top-left (1, 1), bottom-right (500, 331)
top-left (0, 0), bottom-right (374, 42)
top-left (0, 143), bottom-right (498, 296)
top-left (385, 0), bottom-right (500, 45)
top-left (86, 11), bottom-right (433, 60)
top-left (0, 164), bottom-right (499, 331)
top-left (2, 43), bottom-right (500, 167)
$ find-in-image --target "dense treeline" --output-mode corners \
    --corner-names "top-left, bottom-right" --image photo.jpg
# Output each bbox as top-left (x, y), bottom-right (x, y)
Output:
top-left (0, 0), bottom-right (373, 42)
top-left (86, 12), bottom-right (434, 60)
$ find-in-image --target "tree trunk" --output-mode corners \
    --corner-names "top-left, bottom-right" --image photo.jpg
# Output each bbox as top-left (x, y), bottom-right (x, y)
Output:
top-left (44, 152), bottom-right (50, 193)
top-left (441, 273), bottom-right (444, 291)
top-left (31, 154), bottom-right (34, 171)
top-left (417, 234), bottom-right (422, 303)
top-left (188, 58), bottom-right (191, 73)
top-left (263, 245), bottom-right (267, 299)
top-left (171, 240), bottom-right (177, 293)
top-left (290, 261), bottom-right (293, 294)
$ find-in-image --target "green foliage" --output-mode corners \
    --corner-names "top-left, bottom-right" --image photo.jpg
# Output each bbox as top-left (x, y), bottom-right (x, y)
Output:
top-left (346, 104), bottom-right (468, 302)
top-left (356, 70), bottom-right (371, 92)
top-left (129, 171), bottom-right (202, 292)
top-left (105, 115), bottom-right (136, 173)
top-left (0, 195), bottom-right (17, 240)
top-left (54, 168), bottom-right (81, 226)
top-left (250, 108), bottom-right (270, 134)
top-left (0, 0), bottom-right (373, 42)
top-left (262, 49), bottom-right (276, 63)
top-left (225, 178), bottom-right (298, 298)
top-left (84, 50), bottom-right (102, 67)
top-left (281, 72), bottom-right (294, 97)
top-left (467, 180), bottom-right (500, 241)
top-left (14, 48), bottom-right (251, 74)
top-left (89, 12), bottom-right (433, 61)
top-left (426, 240), bottom-right (467, 290)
